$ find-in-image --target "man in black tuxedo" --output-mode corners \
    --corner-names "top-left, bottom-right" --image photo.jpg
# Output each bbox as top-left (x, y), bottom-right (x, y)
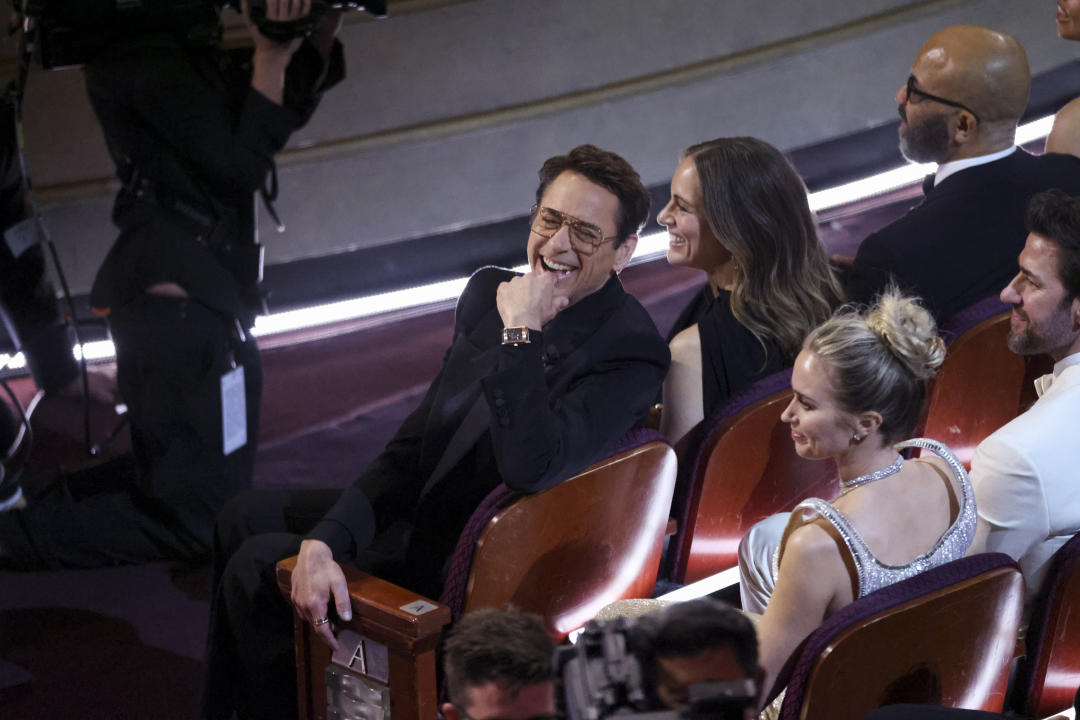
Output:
top-left (846, 24), bottom-right (1080, 321)
top-left (200, 144), bottom-right (670, 720)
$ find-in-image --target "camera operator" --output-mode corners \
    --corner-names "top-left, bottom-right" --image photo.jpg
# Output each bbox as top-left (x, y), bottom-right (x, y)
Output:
top-left (0, 0), bottom-right (345, 568)
top-left (558, 599), bottom-right (761, 720)
top-left (633, 599), bottom-right (762, 717)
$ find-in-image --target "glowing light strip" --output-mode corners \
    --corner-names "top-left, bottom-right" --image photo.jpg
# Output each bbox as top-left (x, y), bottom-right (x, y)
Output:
top-left (0, 114), bottom-right (1051, 368)
top-left (656, 566), bottom-right (741, 602)
top-left (1017, 114), bottom-right (1055, 147)
top-left (0, 352), bottom-right (26, 370)
top-left (807, 160), bottom-right (936, 212)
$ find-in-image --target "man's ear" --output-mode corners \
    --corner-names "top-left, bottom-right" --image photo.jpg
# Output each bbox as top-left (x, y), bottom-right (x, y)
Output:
top-left (952, 111), bottom-right (978, 145)
top-left (613, 235), bottom-right (638, 274)
top-left (1071, 295), bottom-right (1080, 331)
top-left (441, 702), bottom-right (461, 720)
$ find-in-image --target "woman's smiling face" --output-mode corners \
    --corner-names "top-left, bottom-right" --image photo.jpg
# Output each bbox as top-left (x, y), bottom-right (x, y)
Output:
top-left (656, 156), bottom-right (731, 274)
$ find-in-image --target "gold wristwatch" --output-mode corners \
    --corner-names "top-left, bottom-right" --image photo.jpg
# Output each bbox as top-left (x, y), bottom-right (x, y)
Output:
top-left (501, 326), bottom-right (532, 345)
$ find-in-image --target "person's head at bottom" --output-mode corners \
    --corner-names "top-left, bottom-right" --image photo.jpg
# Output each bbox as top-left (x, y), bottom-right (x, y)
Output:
top-left (442, 607), bottom-right (556, 720)
top-left (634, 598), bottom-right (761, 718)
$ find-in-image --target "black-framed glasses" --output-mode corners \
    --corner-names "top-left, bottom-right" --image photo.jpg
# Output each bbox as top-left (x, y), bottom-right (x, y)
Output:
top-left (529, 205), bottom-right (618, 256)
top-left (450, 703), bottom-right (561, 720)
top-left (904, 75), bottom-right (980, 122)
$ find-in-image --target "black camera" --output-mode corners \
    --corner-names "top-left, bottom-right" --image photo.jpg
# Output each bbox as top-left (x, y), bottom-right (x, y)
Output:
top-left (242, 0), bottom-right (386, 44)
top-left (19, 0), bottom-right (387, 69)
top-left (555, 618), bottom-right (758, 720)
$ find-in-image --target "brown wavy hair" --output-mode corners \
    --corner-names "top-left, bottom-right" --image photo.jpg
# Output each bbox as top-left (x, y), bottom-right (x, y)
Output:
top-left (685, 137), bottom-right (843, 361)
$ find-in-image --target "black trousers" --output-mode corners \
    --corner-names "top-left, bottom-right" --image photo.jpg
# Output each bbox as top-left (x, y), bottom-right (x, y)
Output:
top-left (0, 295), bottom-right (261, 568)
top-left (200, 488), bottom-right (345, 720)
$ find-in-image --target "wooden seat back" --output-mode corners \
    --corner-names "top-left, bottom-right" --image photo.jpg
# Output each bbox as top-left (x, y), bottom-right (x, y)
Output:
top-left (1012, 532), bottom-right (1080, 718)
top-left (777, 553), bottom-right (1025, 720)
top-left (673, 386), bottom-right (839, 584)
top-left (922, 312), bottom-right (1048, 468)
top-left (464, 438), bottom-right (677, 638)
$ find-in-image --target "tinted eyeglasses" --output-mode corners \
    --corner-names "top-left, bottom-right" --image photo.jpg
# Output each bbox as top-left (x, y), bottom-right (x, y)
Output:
top-left (904, 75), bottom-right (980, 122)
top-left (530, 205), bottom-right (618, 256)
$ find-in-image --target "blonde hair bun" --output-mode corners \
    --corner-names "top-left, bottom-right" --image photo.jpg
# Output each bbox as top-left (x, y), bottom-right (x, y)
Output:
top-left (866, 289), bottom-right (946, 381)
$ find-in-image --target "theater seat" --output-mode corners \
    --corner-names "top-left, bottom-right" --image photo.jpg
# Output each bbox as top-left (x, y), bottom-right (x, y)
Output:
top-left (666, 370), bottom-right (840, 584)
top-left (442, 427), bottom-right (676, 638)
top-left (922, 301), bottom-right (1050, 468)
top-left (772, 553), bottom-right (1025, 720)
top-left (276, 429), bottom-right (677, 719)
top-left (1011, 532), bottom-right (1080, 718)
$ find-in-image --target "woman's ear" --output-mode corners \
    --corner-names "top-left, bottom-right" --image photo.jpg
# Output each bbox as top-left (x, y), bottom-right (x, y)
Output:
top-left (855, 410), bottom-right (883, 439)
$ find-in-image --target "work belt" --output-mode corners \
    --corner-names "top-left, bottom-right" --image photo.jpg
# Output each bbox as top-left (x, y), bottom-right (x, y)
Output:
top-left (120, 167), bottom-right (264, 291)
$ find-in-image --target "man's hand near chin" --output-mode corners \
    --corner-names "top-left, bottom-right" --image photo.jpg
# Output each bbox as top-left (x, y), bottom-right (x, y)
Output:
top-left (495, 271), bottom-right (570, 331)
top-left (291, 539), bottom-right (353, 649)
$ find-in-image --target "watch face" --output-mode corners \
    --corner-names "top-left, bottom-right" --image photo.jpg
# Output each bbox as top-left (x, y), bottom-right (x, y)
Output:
top-left (503, 327), bottom-right (530, 344)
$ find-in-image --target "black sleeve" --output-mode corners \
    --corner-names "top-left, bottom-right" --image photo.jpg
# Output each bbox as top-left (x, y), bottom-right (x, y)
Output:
top-left (305, 269), bottom-right (502, 557)
top-left (480, 303), bottom-right (670, 493)
top-left (85, 35), bottom-right (343, 201)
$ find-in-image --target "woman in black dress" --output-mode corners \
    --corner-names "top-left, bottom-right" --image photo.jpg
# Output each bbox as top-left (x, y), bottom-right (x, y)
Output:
top-left (657, 137), bottom-right (842, 445)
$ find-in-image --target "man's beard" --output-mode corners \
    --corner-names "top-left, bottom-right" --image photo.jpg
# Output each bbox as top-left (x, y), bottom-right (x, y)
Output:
top-left (1006, 302), bottom-right (1077, 356)
top-left (898, 109), bottom-right (951, 163)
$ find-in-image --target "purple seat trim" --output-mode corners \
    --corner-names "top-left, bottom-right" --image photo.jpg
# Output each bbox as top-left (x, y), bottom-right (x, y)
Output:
top-left (939, 296), bottom-right (1010, 344)
top-left (437, 426), bottom-right (666, 622)
top-left (777, 552), bottom-right (1019, 720)
top-left (667, 369), bottom-right (793, 578)
top-left (1014, 532), bottom-right (1080, 709)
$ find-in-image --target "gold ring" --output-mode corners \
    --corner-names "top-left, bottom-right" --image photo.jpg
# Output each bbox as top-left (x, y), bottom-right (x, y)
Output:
top-left (313, 617), bottom-right (330, 626)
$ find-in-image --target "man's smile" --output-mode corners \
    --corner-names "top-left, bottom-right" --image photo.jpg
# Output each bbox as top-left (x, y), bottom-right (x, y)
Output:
top-left (539, 256), bottom-right (577, 278)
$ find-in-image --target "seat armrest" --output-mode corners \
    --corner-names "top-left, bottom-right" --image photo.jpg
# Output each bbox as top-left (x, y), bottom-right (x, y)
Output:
top-left (276, 556), bottom-right (452, 720)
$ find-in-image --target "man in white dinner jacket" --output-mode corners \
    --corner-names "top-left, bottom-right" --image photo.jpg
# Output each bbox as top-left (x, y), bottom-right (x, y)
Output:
top-left (969, 189), bottom-right (1080, 600)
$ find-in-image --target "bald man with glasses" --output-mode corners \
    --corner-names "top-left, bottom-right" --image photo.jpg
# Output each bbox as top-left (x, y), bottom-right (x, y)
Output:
top-left (845, 25), bottom-right (1080, 321)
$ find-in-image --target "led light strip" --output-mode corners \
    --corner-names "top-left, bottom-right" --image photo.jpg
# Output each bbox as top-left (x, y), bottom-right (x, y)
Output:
top-left (0, 115), bottom-right (1056, 369)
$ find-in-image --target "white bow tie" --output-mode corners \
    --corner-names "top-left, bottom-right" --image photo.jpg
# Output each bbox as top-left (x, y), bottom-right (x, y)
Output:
top-left (1034, 373), bottom-right (1055, 398)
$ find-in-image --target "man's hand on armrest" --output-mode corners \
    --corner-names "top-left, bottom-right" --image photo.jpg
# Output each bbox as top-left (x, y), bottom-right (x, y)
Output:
top-left (291, 538), bottom-right (354, 649)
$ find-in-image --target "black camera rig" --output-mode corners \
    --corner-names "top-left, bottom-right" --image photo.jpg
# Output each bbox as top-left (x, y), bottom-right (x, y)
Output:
top-left (555, 618), bottom-right (759, 720)
top-left (18, 0), bottom-right (387, 69)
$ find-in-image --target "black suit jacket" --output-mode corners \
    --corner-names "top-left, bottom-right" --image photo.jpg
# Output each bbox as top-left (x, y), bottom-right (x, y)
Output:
top-left (307, 266), bottom-right (670, 595)
top-left (846, 149), bottom-right (1080, 320)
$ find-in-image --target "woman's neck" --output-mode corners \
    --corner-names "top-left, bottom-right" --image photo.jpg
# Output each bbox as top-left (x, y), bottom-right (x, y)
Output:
top-left (835, 442), bottom-right (900, 484)
top-left (707, 258), bottom-right (738, 295)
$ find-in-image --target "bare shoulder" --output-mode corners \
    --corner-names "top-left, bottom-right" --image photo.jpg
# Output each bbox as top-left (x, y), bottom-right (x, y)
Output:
top-left (1047, 97), bottom-right (1080, 157)
top-left (668, 323), bottom-right (702, 358)
top-left (782, 518), bottom-right (844, 577)
top-left (911, 454), bottom-right (959, 492)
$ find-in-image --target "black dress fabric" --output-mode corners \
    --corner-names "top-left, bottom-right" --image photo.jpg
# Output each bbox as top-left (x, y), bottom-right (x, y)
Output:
top-left (668, 284), bottom-right (787, 419)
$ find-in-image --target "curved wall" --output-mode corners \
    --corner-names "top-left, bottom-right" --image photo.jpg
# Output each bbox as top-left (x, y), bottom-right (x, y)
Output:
top-left (7, 0), bottom-right (1077, 295)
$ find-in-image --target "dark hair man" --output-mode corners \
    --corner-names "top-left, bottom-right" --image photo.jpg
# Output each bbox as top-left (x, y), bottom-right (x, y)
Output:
top-left (0, 2), bottom-right (344, 566)
top-left (969, 189), bottom-right (1080, 600)
top-left (633, 598), bottom-right (761, 716)
top-left (845, 25), bottom-right (1080, 321)
top-left (442, 608), bottom-right (556, 720)
top-left (200, 144), bottom-right (670, 720)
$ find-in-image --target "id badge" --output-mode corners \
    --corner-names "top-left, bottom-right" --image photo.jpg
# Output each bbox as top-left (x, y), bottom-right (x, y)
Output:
top-left (221, 365), bottom-right (247, 456)
top-left (3, 216), bottom-right (43, 258)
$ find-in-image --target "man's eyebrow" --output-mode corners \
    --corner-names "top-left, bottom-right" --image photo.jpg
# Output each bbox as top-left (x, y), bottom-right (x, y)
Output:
top-left (1018, 264), bottom-right (1040, 283)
